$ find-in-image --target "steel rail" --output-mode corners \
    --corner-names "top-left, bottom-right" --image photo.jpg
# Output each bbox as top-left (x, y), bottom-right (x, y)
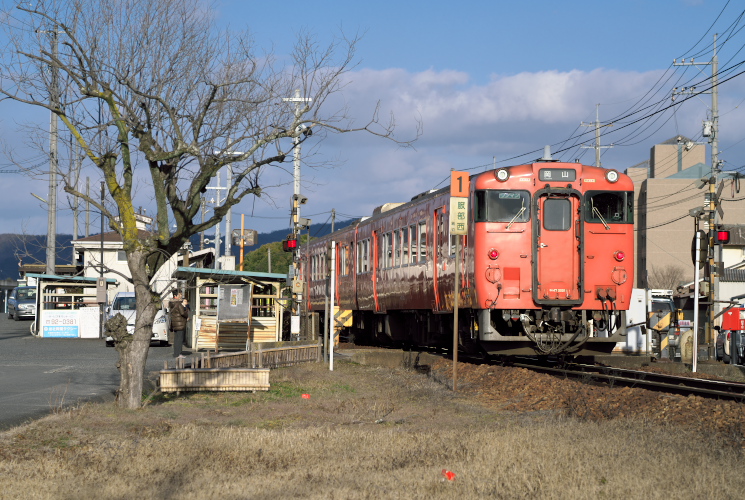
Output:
top-left (506, 359), bottom-right (745, 402)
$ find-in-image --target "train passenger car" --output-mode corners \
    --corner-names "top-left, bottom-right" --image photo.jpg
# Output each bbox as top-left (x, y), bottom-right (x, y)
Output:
top-left (300, 155), bottom-right (634, 356)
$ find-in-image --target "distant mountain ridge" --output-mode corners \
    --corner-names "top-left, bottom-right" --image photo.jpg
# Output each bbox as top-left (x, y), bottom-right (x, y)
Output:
top-left (0, 218), bottom-right (355, 280)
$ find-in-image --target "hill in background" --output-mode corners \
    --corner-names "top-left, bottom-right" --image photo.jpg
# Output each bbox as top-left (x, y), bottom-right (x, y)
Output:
top-left (0, 218), bottom-right (355, 280)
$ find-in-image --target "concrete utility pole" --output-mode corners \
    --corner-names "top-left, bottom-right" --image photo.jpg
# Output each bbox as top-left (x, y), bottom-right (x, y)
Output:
top-left (674, 34), bottom-right (721, 355)
top-left (225, 164), bottom-right (232, 260)
top-left (581, 104), bottom-right (613, 167)
top-left (205, 171), bottom-right (226, 269)
top-left (71, 137), bottom-right (80, 263)
top-left (85, 177), bottom-right (90, 237)
top-left (45, 30), bottom-right (60, 276)
top-left (331, 208), bottom-right (336, 233)
top-left (282, 90), bottom-right (312, 333)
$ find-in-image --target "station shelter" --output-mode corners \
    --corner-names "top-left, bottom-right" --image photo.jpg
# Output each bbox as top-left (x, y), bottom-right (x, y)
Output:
top-left (25, 273), bottom-right (117, 338)
top-left (172, 267), bottom-right (289, 351)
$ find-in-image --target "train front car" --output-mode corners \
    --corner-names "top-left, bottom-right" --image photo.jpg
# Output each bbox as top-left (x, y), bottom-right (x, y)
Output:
top-left (473, 160), bottom-right (634, 356)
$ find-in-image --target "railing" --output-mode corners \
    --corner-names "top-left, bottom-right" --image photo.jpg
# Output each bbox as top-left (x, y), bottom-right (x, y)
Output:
top-left (166, 341), bottom-right (321, 370)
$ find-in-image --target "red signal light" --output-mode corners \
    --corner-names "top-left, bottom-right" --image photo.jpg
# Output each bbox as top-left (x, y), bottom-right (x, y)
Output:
top-left (614, 251), bottom-right (625, 262)
top-left (716, 230), bottom-right (730, 244)
top-left (488, 249), bottom-right (499, 260)
top-left (282, 238), bottom-right (298, 252)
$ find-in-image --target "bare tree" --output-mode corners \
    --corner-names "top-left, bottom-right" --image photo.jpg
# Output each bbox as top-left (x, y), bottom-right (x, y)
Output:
top-left (0, 0), bottom-right (410, 408)
top-left (648, 264), bottom-right (687, 290)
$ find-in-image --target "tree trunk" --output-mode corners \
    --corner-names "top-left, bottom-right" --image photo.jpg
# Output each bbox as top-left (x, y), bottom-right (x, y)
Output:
top-left (116, 249), bottom-right (159, 408)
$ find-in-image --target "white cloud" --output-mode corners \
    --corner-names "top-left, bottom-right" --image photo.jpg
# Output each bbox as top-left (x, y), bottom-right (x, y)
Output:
top-left (5, 65), bottom-right (745, 237)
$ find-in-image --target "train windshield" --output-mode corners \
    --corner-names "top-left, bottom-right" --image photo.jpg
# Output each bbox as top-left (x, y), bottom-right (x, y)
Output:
top-left (474, 190), bottom-right (531, 223)
top-left (585, 191), bottom-right (633, 224)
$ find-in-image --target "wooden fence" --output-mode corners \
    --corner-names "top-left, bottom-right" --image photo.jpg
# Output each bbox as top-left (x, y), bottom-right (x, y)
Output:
top-left (159, 342), bottom-right (321, 392)
top-left (166, 342), bottom-right (321, 370)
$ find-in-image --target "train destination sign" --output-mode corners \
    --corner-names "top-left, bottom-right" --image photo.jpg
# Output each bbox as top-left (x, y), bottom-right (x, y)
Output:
top-left (539, 168), bottom-right (576, 182)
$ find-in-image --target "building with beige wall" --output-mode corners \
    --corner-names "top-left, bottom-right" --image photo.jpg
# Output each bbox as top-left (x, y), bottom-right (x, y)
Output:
top-left (630, 136), bottom-right (745, 294)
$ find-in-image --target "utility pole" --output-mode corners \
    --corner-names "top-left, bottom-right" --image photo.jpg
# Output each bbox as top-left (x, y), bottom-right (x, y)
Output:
top-left (282, 90), bottom-right (312, 335)
top-left (85, 177), bottom-right (90, 237)
top-left (43, 29), bottom-right (60, 276)
top-left (331, 208), bottom-right (336, 233)
top-left (581, 104), bottom-right (613, 167)
top-left (225, 164), bottom-right (232, 262)
top-left (71, 137), bottom-right (80, 263)
top-left (674, 34), bottom-right (720, 355)
top-left (200, 198), bottom-right (206, 251)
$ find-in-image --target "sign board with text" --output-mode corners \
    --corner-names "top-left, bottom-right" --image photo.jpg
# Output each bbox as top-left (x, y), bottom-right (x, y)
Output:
top-left (450, 170), bottom-right (470, 198)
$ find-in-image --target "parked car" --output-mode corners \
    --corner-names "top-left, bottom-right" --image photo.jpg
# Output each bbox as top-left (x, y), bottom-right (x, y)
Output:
top-left (105, 292), bottom-right (169, 346)
top-left (7, 286), bottom-right (37, 321)
top-left (716, 328), bottom-right (744, 365)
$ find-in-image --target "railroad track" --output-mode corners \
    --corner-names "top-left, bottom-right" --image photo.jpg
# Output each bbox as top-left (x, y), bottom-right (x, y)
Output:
top-left (504, 358), bottom-right (745, 402)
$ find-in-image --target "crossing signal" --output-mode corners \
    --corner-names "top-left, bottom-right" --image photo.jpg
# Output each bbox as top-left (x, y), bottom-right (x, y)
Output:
top-left (282, 237), bottom-right (298, 252)
top-left (715, 228), bottom-right (730, 244)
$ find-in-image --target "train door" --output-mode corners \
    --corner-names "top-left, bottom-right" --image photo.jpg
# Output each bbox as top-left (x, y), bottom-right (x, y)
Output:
top-left (532, 191), bottom-right (583, 305)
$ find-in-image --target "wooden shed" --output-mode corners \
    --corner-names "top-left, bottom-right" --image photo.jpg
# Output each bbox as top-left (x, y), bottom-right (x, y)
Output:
top-left (173, 267), bottom-right (289, 351)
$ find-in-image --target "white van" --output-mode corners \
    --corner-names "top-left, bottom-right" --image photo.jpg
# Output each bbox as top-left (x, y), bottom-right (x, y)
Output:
top-left (105, 292), bottom-right (169, 346)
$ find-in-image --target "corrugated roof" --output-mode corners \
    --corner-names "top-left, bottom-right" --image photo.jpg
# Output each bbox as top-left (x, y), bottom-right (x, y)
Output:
top-left (722, 268), bottom-right (745, 282)
top-left (73, 230), bottom-right (152, 243)
top-left (26, 273), bottom-right (117, 283)
top-left (174, 266), bottom-right (287, 282)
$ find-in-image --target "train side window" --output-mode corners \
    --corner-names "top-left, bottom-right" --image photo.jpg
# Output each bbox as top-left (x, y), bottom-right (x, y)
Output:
top-left (387, 232), bottom-right (393, 268)
top-left (543, 198), bottom-right (571, 231)
top-left (418, 221), bottom-right (427, 262)
top-left (357, 242), bottom-right (362, 273)
top-left (357, 239), bottom-right (369, 273)
top-left (378, 235), bottom-right (384, 269)
top-left (340, 245), bottom-right (348, 276)
top-left (393, 229), bottom-right (401, 267)
top-left (409, 225), bottom-right (417, 263)
top-left (585, 191), bottom-right (633, 224)
top-left (402, 227), bottom-right (409, 264)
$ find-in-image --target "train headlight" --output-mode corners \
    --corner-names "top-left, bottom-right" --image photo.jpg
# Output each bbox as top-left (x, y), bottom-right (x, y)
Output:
top-left (495, 169), bottom-right (509, 182)
top-left (605, 170), bottom-right (619, 183)
top-left (488, 249), bottom-right (499, 260)
top-left (614, 251), bottom-right (625, 262)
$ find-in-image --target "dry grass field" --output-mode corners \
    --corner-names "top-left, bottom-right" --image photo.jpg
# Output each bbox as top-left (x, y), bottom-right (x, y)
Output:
top-left (0, 357), bottom-right (743, 499)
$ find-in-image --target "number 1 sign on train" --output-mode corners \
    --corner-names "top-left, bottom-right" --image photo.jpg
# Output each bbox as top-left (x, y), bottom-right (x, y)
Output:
top-left (450, 170), bottom-right (470, 235)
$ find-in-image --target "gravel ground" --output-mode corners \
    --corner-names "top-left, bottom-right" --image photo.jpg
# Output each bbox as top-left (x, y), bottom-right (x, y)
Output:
top-left (426, 358), bottom-right (745, 446)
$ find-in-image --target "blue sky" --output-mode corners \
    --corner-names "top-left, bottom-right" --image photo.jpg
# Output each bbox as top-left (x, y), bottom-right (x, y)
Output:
top-left (2, 0), bottom-right (745, 249)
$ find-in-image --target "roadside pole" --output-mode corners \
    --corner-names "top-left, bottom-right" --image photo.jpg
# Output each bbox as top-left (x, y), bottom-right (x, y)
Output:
top-left (693, 230), bottom-right (702, 373)
top-left (449, 170), bottom-right (470, 391)
top-left (329, 241), bottom-right (336, 372)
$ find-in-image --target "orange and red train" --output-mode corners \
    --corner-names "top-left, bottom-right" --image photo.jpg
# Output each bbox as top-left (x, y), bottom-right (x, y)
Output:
top-left (300, 156), bottom-right (634, 357)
